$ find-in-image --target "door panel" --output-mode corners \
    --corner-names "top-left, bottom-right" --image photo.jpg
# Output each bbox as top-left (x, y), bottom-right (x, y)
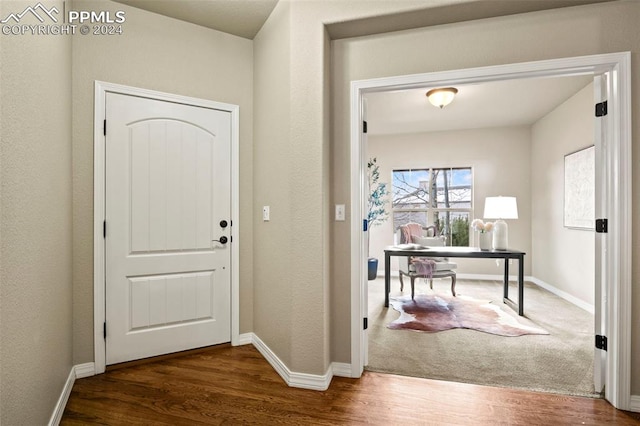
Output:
top-left (128, 120), bottom-right (215, 253)
top-left (129, 272), bottom-right (215, 330)
top-left (106, 93), bottom-right (231, 365)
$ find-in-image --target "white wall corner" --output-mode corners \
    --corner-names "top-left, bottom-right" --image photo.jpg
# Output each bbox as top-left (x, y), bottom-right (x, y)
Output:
top-left (48, 367), bottom-right (76, 426)
top-left (251, 334), bottom-right (333, 391)
top-left (628, 395), bottom-right (640, 413)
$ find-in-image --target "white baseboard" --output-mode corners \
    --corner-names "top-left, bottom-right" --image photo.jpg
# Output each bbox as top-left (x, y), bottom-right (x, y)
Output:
top-left (288, 369), bottom-right (332, 390)
top-left (250, 333), bottom-right (332, 391)
top-left (49, 362), bottom-right (97, 425)
top-left (528, 277), bottom-right (594, 314)
top-left (235, 332), bottom-right (253, 346)
top-left (628, 395), bottom-right (640, 412)
top-left (74, 362), bottom-right (96, 379)
top-left (456, 273), bottom-right (521, 281)
top-left (48, 367), bottom-right (76, 426)
top-left (392, 272), bottom-right (594, 314)
top-left (331, 362), bottom-right (353, 378)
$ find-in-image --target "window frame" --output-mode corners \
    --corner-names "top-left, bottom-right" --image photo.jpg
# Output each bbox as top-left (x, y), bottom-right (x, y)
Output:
top-left (391, 166), bottom-right (473, 246)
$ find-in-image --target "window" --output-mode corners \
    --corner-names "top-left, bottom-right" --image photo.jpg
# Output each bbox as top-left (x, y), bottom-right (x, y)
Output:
top-left (392, 167), bottom-right (472, 246)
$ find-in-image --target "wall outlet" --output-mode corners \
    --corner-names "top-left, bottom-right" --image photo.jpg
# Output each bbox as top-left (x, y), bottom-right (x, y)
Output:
top-left (262, 206), bottom-right (270, 221)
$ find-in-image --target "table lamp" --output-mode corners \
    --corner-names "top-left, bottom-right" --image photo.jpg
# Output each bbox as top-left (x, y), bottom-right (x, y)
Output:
top-left (484, 196), bottom-right (518, 250)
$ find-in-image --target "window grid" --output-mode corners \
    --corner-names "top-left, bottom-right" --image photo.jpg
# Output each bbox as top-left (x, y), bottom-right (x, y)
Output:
top-left (392, 167), bottom-right (472, 246)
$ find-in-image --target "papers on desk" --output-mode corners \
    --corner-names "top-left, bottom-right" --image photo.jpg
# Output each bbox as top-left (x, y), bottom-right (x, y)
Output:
top-left (395, 243), bottom-right (429, 250)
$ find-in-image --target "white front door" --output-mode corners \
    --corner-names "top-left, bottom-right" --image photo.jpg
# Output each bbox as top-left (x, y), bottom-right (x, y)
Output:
top-left (105, 92), bottom-right (231, 365)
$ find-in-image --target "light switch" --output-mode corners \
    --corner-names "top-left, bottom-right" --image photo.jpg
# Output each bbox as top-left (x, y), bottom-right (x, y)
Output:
top-left (262, 206), bottom-right (270, 221)
top-left (335, 204), bottom-right (345, 221)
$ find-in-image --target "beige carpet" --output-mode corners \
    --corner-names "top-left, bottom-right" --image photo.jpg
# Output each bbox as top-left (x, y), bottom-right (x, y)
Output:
top-left (367, 277), bottom-right (600, 398)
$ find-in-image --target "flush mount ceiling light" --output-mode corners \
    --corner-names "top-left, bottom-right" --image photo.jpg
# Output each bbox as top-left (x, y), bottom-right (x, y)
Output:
top-left (426, 87), bottom-right (458, 109)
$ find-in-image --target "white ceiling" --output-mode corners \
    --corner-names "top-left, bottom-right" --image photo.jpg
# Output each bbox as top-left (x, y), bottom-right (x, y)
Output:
top-left (112, 0), bottom-right (279, 39)
top-left (364, 75), bottom-right (593, 135)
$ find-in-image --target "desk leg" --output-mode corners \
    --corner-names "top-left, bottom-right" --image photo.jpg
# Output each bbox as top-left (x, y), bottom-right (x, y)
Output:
top-left (518, 255), bottom-right (524, 316)
top-left (504, 255), bottom-right (525, 316)
top-left (384, 252), bottom-right (391, 308)
top-left (503, 257), bottom-right (509, 299)
top-left (502, 256), bottom-right (524, 316)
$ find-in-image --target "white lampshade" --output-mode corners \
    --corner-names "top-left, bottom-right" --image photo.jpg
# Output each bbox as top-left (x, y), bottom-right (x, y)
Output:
top-left (483, 196), bottom-right (518, 250)
top-left (426, 87), bottom-right (458, 109)
top-left (484, 196), bottom-right (518, 219)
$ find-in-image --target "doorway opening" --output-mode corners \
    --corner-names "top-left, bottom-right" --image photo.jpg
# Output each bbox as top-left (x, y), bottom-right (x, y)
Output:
top-left (349, 53), bottom-right (631, 409)
top-left (365, 75), bottom-right (594, 397)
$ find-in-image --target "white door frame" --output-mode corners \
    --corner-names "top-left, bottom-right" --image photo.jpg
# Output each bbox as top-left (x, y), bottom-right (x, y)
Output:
top-left (349, 52), bottom-right (632, 409)
top-left (93, 81), bottom-right (240, 374)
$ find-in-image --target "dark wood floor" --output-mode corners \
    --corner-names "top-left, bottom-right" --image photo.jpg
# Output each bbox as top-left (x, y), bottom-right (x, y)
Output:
top-left (62, 344), bottom-right (640, 425)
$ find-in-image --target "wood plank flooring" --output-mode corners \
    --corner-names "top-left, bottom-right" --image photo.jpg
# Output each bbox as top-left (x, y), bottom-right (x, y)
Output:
top-left (62, 344), bottom-right (640, 425)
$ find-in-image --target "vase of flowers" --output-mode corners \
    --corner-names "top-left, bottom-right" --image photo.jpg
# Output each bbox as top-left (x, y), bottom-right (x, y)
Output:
top-left (471, 219), bottom-right (494, 250)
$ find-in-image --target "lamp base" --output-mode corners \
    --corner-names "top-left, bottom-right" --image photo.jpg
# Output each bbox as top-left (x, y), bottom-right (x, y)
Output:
top-left (492, 219), bottom-right (508, 250)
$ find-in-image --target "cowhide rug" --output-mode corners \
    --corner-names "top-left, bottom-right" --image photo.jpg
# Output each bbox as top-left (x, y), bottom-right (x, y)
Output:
top-left (388, 294), bottom-right (548, 337)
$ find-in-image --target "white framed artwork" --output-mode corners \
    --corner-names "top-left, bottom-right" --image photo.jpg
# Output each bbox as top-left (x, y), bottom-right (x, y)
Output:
top-left (564, 145), bottom-right (595, 230)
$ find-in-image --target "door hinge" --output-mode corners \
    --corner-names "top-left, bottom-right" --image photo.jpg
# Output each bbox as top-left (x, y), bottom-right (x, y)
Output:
top-left (103, 119), bottom-right (107, 136)
top-left (363, 120), bottom-right (368, 134)
top-left (103, 322), bottom-right (107, 339)
top-left (595, 101), bottom-right (608, 117)
top-left (103, 220), bottom-right (107, 238)
top-left (363, 318), bottom-right (368, 330)
top-left (595, 335), bottom-right (607, 351)
top-left (595, 218), bottom-right (608, 233)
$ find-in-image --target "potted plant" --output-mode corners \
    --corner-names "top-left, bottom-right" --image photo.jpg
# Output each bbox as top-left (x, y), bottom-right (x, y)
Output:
top-left (367, 157), bottom-right (390, 280)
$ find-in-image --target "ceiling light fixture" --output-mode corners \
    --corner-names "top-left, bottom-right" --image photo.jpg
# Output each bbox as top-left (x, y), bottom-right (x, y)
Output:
top-left (426, 87), bottom-right (458, 109)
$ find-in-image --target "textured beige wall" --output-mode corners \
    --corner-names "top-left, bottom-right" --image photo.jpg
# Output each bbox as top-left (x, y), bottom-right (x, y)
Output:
top-left (0, 1), bottom-right (73, 423)
top-left (71, 0), bottom-right (254, 363)
top-left (532, 83), bottom-right (594, 305)
top-left (368, 126), bottom-right (532, 276)
top-left (288, 1), bottom-right (331, 374)
top-left (330, 1), bottom-right (640, 394)
top-left (252, 0), bottom-right (434, 375)
top-left (252, 1), bottom-right (293, 368)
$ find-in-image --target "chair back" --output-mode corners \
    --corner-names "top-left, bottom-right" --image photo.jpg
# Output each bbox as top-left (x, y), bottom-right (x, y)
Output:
top-left (396, 226), bottom-right (447, 272)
